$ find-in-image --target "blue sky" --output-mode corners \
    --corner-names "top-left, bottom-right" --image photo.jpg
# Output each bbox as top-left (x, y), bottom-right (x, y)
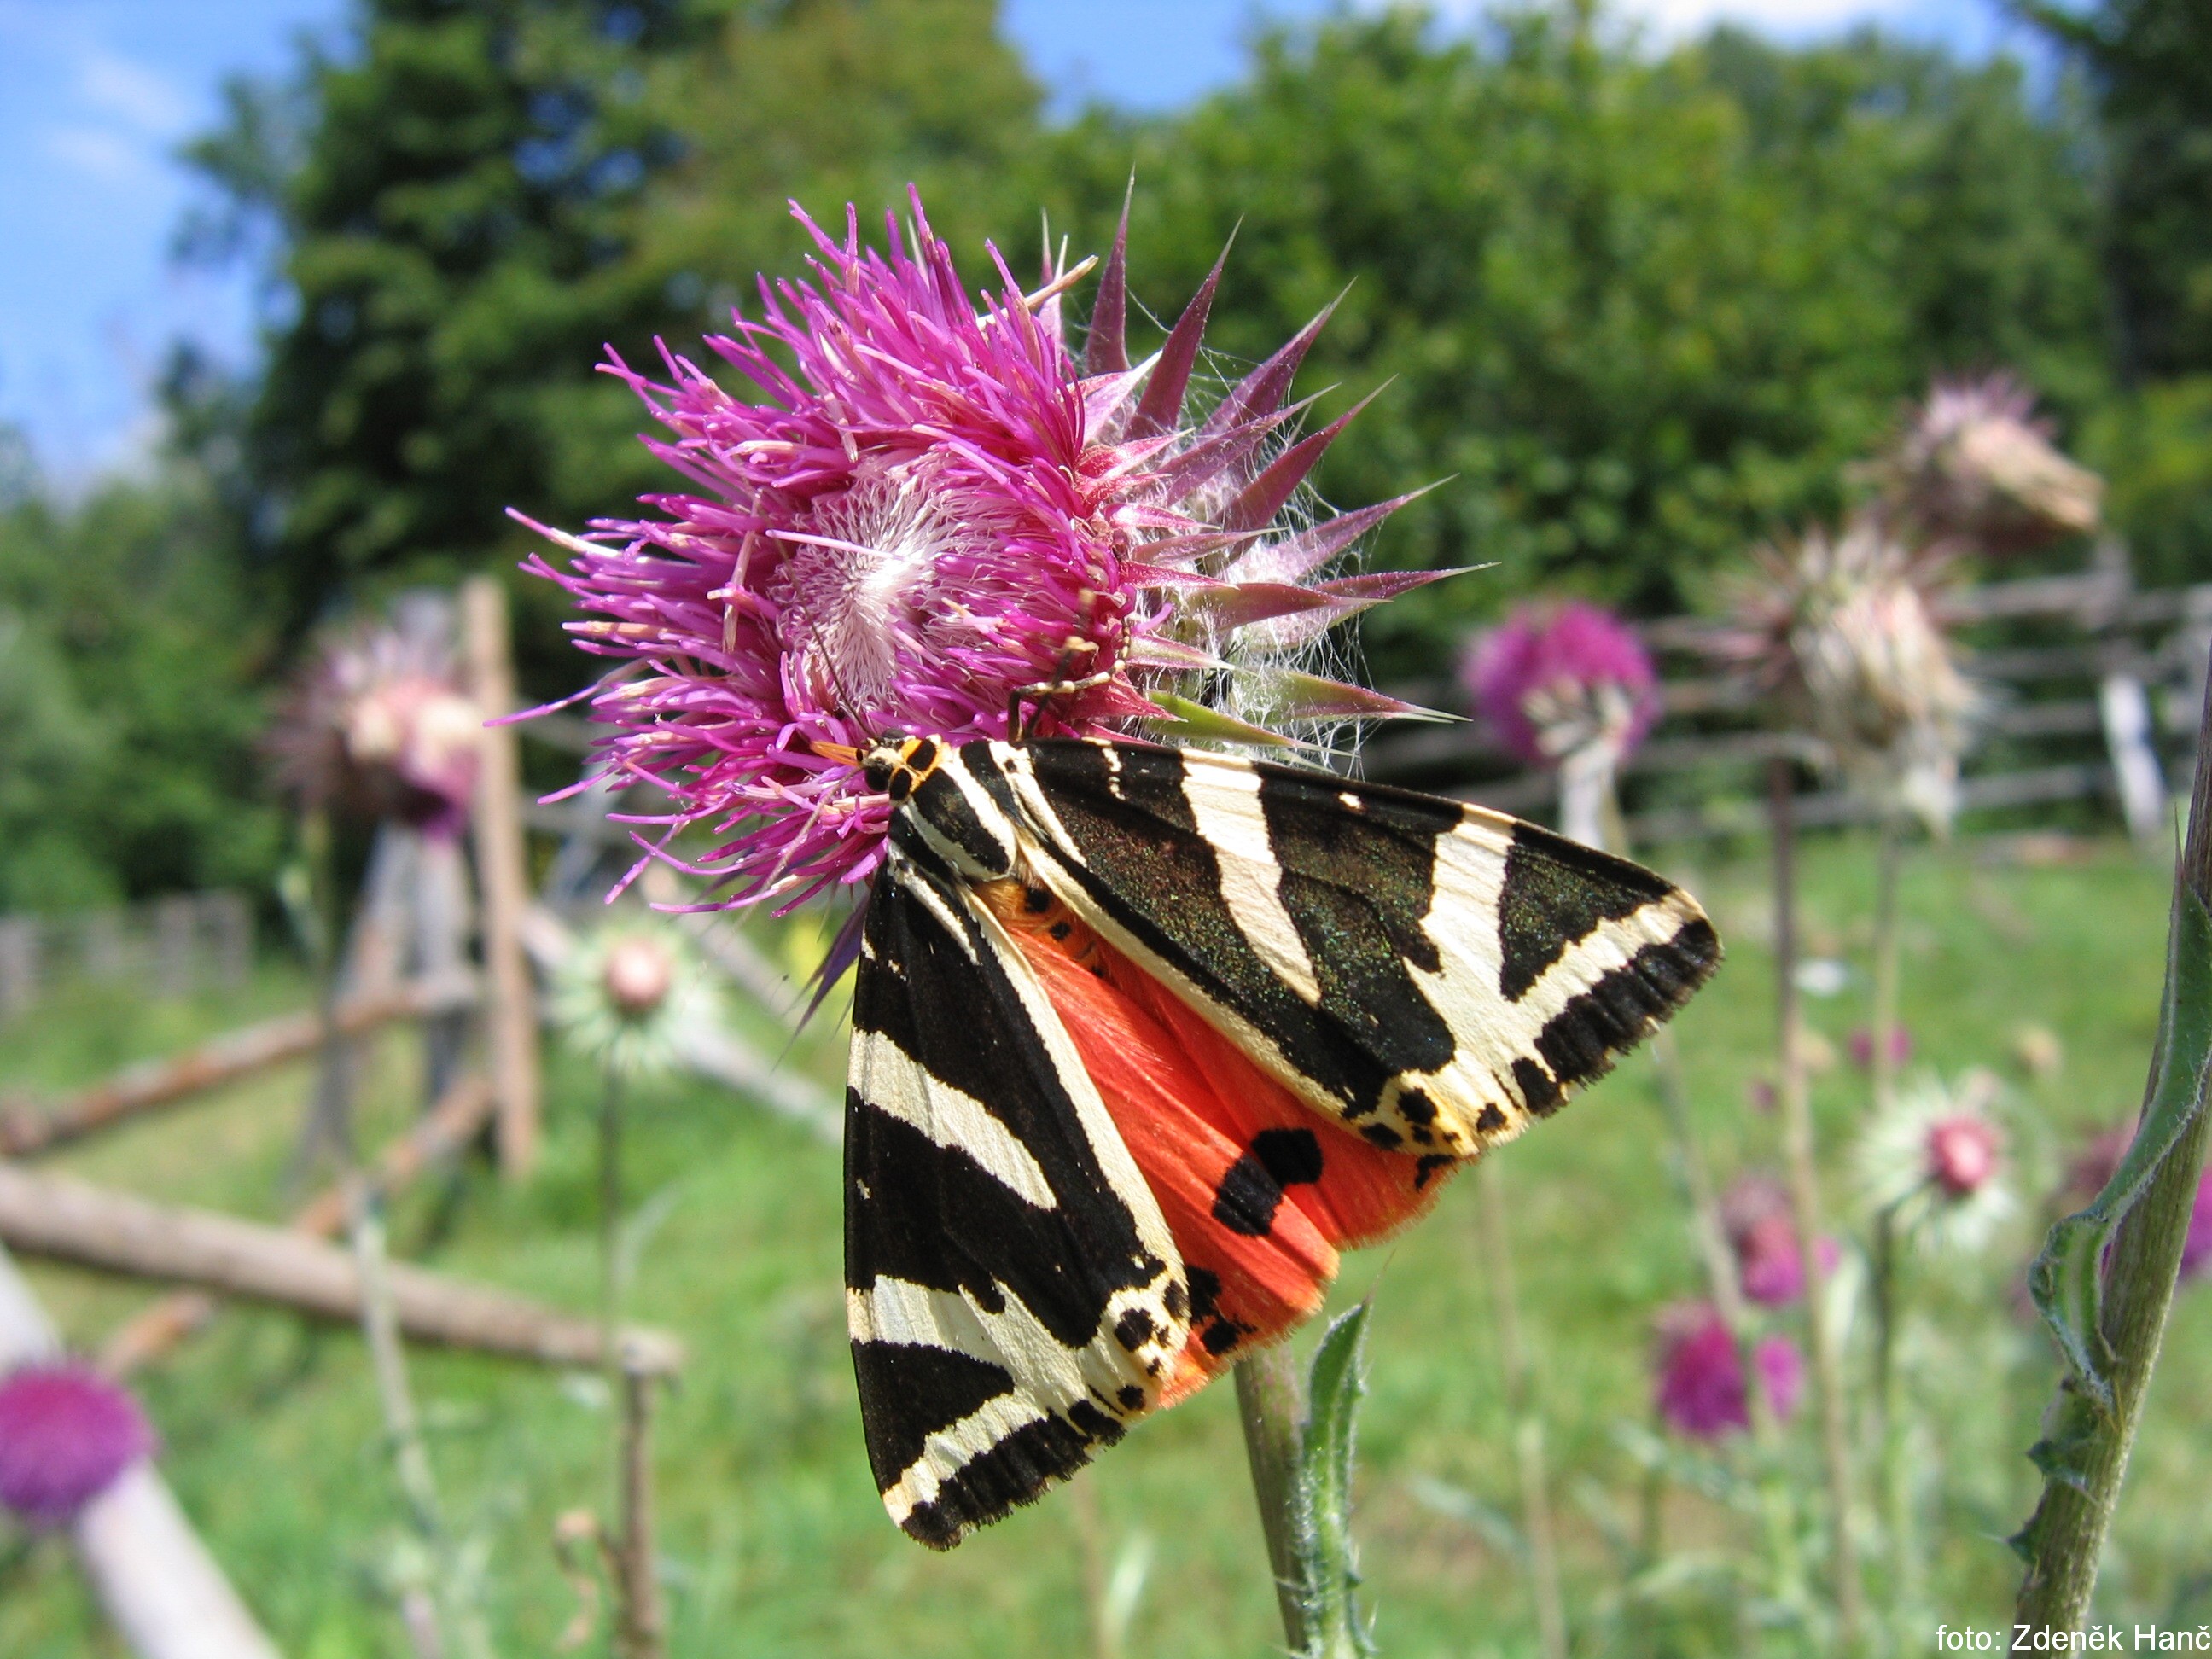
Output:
top-left (0, 0), bottom-right (2041, 486)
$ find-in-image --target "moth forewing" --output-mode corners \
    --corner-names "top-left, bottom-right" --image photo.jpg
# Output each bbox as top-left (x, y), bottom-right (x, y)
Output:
top-left (982, 738), bottom-right (1719, 1160)
top-left (843, 841), bottom-right (1192, 1548)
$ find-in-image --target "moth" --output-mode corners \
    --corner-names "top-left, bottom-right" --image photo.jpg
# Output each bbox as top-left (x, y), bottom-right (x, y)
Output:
top-left (832, 731), bottom-right (1719, 1548)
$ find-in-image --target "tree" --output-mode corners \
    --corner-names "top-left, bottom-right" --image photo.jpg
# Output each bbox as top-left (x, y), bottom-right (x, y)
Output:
top-left (1022, 8), bottom-right (2107, 672)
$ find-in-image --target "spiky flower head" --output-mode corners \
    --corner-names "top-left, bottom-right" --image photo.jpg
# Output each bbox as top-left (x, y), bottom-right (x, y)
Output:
top-left (1720, 1173), bottom-right (1839, 1307)
top-left (523, 190), bottom-right (1446, 911)
top-left (1461, 600), bottom-right (1660, 770)
top-left (1882, 373), bottom-right (2103, 554)
top-left (1855, 1069), bottom-right (2017, 1253)
top-left (1651, 1303), bottom-right (1803, 1439)
top-left (1729, 516), bottom-right (1976, 834)
top-left (0, 1362), bottom-right (154, 1527)
top-left (551, 918), bottom-right (722, 1078)
top-left (274, 599), bottom-right (482, 837)
top-left (2186, 1172), bottom-right (2212, 1283)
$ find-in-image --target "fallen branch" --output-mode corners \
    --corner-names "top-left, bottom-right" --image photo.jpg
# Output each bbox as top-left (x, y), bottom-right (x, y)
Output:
top-left (0, 1243), bottom-right (282, 1659)
top-left (1, 977), bottom-right (472, 1158)
top-left (101, 1074), bottom-right (497, 1378)
top-left (0, 1164), bottom-right (681, 1377)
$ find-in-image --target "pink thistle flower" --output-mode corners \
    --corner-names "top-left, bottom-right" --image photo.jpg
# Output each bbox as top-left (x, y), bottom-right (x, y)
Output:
top-left (1856, 1071), bottom-right (2015, 1252)
top-left (1460, 601), bottom-right (1659, 771)
top-left (1848, 1023), bottom-right (1914, 1072)
top-left (1652, 1303), bottom-right (1802, 1439)
top-left (1720, 1174), bottom-right (1841, 1307)
top-left (1883, 373), bottom-right (2103, 555)
top-left (2183, 1172), bottom-right (2212, 1283)
top-left (0, 1363), bottom-right (154, 1526)
top-left (273, 603), bottom-right (482, 837)
top-left (524, 190), bottom-right (1448, 911)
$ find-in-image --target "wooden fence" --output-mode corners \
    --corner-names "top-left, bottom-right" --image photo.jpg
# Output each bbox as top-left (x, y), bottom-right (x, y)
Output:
top-left (0, 890), bottom-right (253, 1022)
top-left (1361, 553), bottom-right (2212, 844)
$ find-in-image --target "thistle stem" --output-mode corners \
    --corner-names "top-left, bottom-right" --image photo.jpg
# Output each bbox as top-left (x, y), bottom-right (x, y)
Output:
top-left (2012, 673), bottom-right (2212, 1639)
top-left (596, 1068), bottom-right (663, 1659)
top-left (1234, 1348), bottom-right (1313, 1655)
top-left (1769, 756), bottom-right (1865, 1649)
top-left (1647, 1027), bottom-right (1805, 1605)
top-left (1473, 1161), bottom-right (1569, 1659)
top-left (1871, 812), bottom-right (1905, 1115)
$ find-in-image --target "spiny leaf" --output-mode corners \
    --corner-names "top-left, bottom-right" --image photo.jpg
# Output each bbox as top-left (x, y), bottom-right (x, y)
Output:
top-left (1138, 692), bottom-right (1304, 749)
top-left (1291, 1302), bottom-right (1377, 1659)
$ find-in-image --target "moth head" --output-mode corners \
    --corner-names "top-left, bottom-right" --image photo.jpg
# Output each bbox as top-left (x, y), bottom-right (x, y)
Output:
top-left (857, 734), bottom-right (943, 805)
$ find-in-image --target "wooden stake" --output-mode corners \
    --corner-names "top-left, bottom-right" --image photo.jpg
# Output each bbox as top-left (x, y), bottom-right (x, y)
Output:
top-left (1, 980), bottom-right (465, 1159)
top-left (0, 1243), bottom-right (282, 1659)
top-left (101, 1073), bottom-right (497, 1377)
top-left (0, 1163), bottom-right (682, 1376)
top-left (463, 575), bottom-right (542, 1178)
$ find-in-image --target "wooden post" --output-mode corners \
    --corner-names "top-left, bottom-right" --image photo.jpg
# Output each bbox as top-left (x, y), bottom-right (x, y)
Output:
top-left (462, 575), bottom-right (542, 1178)
top-left (0, 1243), bottom-right (283, 1659)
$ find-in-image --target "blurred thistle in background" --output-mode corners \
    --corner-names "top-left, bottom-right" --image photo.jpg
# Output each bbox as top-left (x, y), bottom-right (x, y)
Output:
top-left (1720, 1173), bottom-right (1841, 1308)
top-left (1878, 373), bottom-right (2105, 556)
top-left (524, 190), bottom-right (1447, 917)
top-left (1731, 519), bottom-right (1978, 835)
top-left (550, 920), bottom-right (720, 1080)
top-left (1855, 1070), bottom-right (2017, 1254)
top-left (270, 599), bottom-right (484, 839)
top-left (1462, 599), bottom-right (1658, 847)
top-left (1651, 1302), bottom-right (1804, 1441)
top-left (0, 1363), bottom-right (155, 1529)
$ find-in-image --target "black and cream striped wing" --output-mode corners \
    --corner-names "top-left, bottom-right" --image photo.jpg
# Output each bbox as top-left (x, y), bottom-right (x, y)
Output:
top-left (991, 739), bottom-right (1719, 1161)
top-left (844, 842), bottom-right (1190, 1549)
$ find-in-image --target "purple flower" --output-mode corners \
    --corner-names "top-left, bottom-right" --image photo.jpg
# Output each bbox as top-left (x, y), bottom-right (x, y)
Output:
top-left (1653, 1304), bottom-right (1803, 1439)
top-left (526, 190), bottom-right (1446, 911)
top-left (1461, 601), bottom-right (1659, 770)
top-left (2182, 1171), bottom-right (2212, 1283)
top-left (0, 1363), bottom-right (154, 1526)
top-left (1720, 1175), bottom-right (1840, 1307)
top-left (1848, 1024), bottom-right (1913, 1072)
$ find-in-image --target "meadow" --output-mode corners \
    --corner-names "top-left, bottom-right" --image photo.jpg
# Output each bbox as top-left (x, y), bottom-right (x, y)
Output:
top-left (3, 828), bottom-right (2202, 1659)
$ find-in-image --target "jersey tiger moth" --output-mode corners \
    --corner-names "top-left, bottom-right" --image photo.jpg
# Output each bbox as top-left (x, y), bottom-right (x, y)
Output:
top-left (835, 732), bottom-right (1720, 1548)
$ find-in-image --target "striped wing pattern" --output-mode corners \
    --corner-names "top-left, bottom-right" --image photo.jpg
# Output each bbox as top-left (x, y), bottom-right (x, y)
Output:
top-left (844, 735), bottom-right (1720, 1547)
top-left (990, 740), bottom-right (1720, 1161)
top-left (845, 841), bottom-right (1190, 1549)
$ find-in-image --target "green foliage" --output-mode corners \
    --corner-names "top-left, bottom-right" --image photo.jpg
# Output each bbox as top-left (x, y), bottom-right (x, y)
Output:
top-left (186, 0), bottom-right (700, 638)
top-left (1018, 10), bottom-right (2110, 674)
top-left (2024, 0), bottom-right (2212, 382)
top-left (0, 448), bottom-right (281, 910)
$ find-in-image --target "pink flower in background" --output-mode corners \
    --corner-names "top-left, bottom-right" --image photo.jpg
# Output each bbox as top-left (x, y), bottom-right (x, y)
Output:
top-left (1855, 1071), bottom-right (2016, 1252)
top-left (1925, 1115), bottom-right (2001, 1197)
top-left (527, 190), bottom-right (1447, 911)
top-left (0, 1363), bottom-right (154, 1527)
top-left (1848, 1024), bottom-right (1913, 1072)
top-left (1720, 1174), bottom-right (1841, 1306)
top-left (2182, 1169), bottom-right (2212, 1283)
top-left (1461, 601), bottom-right (1659, 770)
top-left (1653, 1304), bottom-right (1802, 1439)
top-left (274, 603), bottom-right (482, 837)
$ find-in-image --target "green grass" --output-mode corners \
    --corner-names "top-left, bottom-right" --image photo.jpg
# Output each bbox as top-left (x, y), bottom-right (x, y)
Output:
top-left (3, 831), bottom-right (2209, 1656)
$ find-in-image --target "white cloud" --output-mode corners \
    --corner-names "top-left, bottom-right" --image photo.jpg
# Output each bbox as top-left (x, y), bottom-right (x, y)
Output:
top-left (42, 124), bottom-right (152, 184)
top-left (1405, 0), bottom-right (1943, 45)
top-left (78, 49), bottom-right (195, 140)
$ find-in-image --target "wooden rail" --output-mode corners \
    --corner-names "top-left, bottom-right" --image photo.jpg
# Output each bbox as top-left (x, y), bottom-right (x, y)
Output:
top-left (0, 1162), bottom-right (683, 1377)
